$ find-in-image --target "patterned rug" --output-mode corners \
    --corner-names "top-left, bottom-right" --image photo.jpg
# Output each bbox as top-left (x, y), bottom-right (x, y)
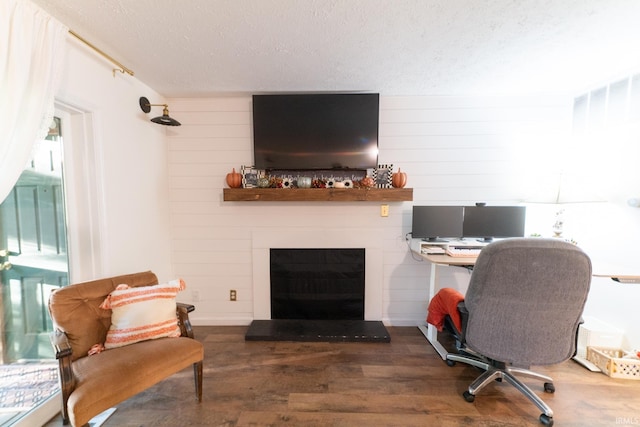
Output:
top-left (0, 362), bottom-right (59, 411)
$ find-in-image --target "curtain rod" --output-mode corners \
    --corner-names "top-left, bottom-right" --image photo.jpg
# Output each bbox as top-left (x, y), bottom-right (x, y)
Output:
top-left (68, 29), bottom-right (134, 77)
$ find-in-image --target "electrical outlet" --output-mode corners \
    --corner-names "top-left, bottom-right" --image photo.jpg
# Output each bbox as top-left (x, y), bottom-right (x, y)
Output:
top-left (230, 289), bottom-right (237, 301)
top-left (380, 204), bottom-right (389, 217)
top-left (192, 290), bottom-right (200, 302)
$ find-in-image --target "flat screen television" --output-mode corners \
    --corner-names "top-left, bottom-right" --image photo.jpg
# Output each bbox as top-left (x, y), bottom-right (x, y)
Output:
top-left (411, 206), bottom-right (464, 242)
top-left (462, 206), bottom-right (527, 242)
top-left (252, 93), bottom-right (379, 170)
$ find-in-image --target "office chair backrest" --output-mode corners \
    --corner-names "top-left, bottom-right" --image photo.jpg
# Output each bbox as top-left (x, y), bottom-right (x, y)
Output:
top-left (464, 238), bottom-right (592, 366)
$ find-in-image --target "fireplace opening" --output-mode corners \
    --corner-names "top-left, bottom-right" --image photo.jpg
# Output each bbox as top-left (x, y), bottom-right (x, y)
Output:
top-left (270, 248), bottom-right (365, 320)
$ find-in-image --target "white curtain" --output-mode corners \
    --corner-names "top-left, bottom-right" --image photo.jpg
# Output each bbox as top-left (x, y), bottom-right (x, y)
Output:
top-left (0, 0), bottom-right (68, 204)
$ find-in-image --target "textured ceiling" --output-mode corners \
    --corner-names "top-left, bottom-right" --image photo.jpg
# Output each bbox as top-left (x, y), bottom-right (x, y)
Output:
top-left (31, 0), bottom-right (640, 97)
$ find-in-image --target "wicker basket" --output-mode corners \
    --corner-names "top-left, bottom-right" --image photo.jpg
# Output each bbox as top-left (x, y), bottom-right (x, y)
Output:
top-left (586, 347), bottom-right (640, 380)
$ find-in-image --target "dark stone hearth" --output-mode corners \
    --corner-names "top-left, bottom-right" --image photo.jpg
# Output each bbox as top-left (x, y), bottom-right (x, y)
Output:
top-left (245, 319), bottom-right (390, 343)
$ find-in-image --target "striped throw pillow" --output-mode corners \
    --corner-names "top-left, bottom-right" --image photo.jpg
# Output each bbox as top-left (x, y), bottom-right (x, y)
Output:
top-left (100, 279), bottom-right (186, 349)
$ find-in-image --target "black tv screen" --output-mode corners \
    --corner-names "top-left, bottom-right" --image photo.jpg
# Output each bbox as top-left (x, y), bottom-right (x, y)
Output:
top-left (462, 206), bottom-right (526, 241)
top-left (252, 93), bottom-right (379, 170)
top-left (412, 206), bottom-right (464, 242)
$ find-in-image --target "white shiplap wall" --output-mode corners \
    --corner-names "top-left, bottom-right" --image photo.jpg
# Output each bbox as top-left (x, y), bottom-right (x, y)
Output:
top-left (166, 95), bottom-right (571, 326)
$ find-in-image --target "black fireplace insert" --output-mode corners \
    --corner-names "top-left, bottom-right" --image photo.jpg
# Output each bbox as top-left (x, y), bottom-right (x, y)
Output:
top-left (270, 248), bottom-right (365, 320)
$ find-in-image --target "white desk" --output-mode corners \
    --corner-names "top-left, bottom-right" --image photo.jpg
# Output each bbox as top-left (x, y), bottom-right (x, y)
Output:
top-left (592, 263), bottom-right (640, 283)
top-left (415, 244), bottom-right (640, 361)
top-left (416, 250), bottom-right (478, 360)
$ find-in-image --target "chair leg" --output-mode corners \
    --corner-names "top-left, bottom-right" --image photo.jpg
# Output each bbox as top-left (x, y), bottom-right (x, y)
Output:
top-left (193, 361), bottom-right (203, 402)
top-left (509, 366), bottom-right (553, 384)
top-left (468, 367), bottom-right (503, 395)
top-left (503, 371), bottom-right (554, 417)
top-left (447, 353), bottom-right (490, 371)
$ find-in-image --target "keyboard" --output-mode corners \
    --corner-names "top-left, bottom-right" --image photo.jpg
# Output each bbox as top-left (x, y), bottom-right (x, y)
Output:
top-left (612, 277), bottom-right (640, 283)
top-left (445, 247), bottom-right (482, 257)
top-left (421, 246), bottom-right (446, 255)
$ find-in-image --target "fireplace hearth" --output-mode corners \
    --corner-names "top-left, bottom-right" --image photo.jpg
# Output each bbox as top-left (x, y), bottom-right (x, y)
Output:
top-left (245, 319), bottom-right (390, 342)
top-left (245, 247), bottom-right (390, 342)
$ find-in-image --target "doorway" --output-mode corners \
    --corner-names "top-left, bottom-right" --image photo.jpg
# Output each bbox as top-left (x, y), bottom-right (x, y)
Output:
top-left (0, 117), bottom-right (68, 424)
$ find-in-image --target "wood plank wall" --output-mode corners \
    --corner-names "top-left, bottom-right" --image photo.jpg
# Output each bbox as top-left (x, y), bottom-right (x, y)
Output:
top-left (166, 95), bottom-right (571, 326)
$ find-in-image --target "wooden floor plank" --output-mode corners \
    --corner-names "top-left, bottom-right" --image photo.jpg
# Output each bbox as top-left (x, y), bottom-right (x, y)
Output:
top-left (288, 392), bottom-right (481, 416)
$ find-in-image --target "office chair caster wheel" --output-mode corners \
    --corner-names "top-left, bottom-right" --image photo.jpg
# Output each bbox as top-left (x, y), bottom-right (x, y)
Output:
top-left (463, 391), bottom-right (475, 402)
top-left (539, 413), bottom-right (553, 426)
top-left (543, 382), bottom-right (555, 393)
top-left (446, 359), bottom-right (456, 367)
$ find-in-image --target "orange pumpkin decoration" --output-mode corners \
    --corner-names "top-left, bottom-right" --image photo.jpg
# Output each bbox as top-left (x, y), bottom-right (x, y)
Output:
top-left (391, 168), bottom-right (407, 188)
top-left (226, 168), bottom-right (242, 188)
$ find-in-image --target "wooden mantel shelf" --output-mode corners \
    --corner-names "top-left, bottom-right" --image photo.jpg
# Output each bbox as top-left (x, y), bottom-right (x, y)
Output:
top-left (223, 187), bottom-right (413, 202)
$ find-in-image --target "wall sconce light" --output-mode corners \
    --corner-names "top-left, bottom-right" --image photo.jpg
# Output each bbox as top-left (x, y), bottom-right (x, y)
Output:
top-left (139, 96), bottom-right (181, 126)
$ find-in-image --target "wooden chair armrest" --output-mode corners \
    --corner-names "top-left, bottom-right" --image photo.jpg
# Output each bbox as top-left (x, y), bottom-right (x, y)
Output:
top-left (176, 302), bottom-right (196, 338)
top-left (177, 302), bottom-right (195, 313)
top-left (49, 329), bottom-right (75, 423)
top-left (50, 329), bottom-right (73, 359)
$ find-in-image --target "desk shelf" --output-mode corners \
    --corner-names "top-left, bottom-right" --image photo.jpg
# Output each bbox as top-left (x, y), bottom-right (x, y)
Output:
top-left (223, 187), bottom-right (413, 202)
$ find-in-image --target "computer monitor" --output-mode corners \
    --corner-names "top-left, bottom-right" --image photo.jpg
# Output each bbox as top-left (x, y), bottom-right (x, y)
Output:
top-left (411, 206), bottom-right (464, 242)
top-left (462, 206), bottom-right (526, 242)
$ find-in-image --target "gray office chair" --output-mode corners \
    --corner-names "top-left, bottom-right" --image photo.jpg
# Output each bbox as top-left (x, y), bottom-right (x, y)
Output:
top-left (445, 238), bottom-right (592, 427)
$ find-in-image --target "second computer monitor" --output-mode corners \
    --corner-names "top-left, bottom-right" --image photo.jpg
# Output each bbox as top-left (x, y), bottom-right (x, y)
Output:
top-left (462, 206), bottom-right (526, 242)
top-left (412, 206), bottom-right (464, 242)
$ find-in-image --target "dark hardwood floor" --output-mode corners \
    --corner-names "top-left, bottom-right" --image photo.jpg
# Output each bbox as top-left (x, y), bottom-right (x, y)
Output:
top-left (44, 326), bottom-right (640, 426)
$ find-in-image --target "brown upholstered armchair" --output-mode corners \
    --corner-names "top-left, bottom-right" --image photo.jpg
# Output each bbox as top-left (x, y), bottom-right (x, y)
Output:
top-left (48, 271), bottom-right (204, 427)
